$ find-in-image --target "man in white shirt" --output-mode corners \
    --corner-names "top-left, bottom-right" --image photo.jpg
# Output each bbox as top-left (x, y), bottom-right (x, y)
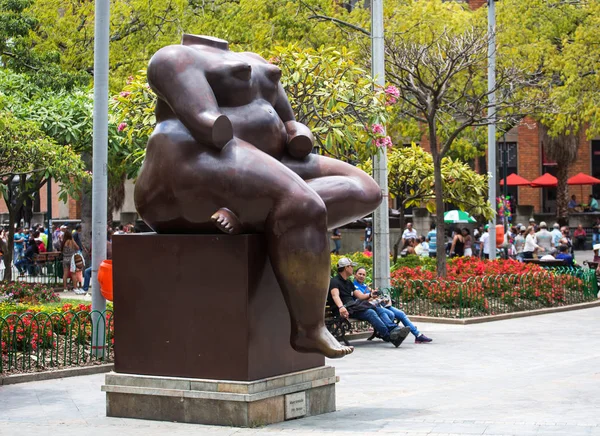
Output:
top-left (401, 222), bottom-right (418, 249)
top-left (535, 221), bottom-right (554, 253)
top-left (551, 223), bottom-right (562, 251)
top-left (480, 224), bottom-right (490, 259)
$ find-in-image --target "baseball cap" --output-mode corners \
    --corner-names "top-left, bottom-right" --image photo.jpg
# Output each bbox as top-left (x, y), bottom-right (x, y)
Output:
top-left (553, 223), bottom-right (560, 228)
top-left (484, 224), bottom-right (489, 230)
top-left (529, 217), bottom-right (536, 223)
top-left (337, 257), bottom-right (357, 268)
top-left (539, 221), bottom-right (547, 228)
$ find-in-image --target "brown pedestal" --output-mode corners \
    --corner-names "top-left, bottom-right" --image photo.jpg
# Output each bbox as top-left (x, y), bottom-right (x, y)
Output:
top-left (112, 233), bottom-right (324, 381)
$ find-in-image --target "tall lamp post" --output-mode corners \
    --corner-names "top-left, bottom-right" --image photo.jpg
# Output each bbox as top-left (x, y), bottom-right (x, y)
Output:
top-left (91, 0), bottom-right (109, 358)
top-left (487, 0), bottom-right (498, 259)
top-left (371, 0), bottom-right (391, 290)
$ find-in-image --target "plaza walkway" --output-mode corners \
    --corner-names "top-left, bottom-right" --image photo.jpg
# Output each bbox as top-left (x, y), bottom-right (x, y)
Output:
top-left (1, 306), bottom-right (600, 436)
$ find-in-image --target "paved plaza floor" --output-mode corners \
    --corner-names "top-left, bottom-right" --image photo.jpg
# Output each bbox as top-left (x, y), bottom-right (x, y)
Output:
top-left (1, 305), bottom-right (600, 435)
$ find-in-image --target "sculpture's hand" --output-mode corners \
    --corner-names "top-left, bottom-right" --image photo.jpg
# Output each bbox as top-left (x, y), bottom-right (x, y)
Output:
top-left (284, 121), bottom-right (314, 159)
top-left (197, 112), bottom-right (233, 150)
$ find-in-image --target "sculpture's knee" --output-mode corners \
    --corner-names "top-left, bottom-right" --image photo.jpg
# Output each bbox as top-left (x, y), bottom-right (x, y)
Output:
top-left (270, 191), bottom-right (327, 235)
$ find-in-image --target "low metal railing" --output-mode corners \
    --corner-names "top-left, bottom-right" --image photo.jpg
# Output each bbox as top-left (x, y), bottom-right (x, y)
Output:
top-left (0, 257), bottom-right (63, 286)
top-left (388, 268), bottom-right (598, 319)
top-left (0, 309), bottom-right (113, 373)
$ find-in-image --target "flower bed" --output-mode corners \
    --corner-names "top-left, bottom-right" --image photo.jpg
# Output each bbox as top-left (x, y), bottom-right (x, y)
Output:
top-left (1, 281), bottom-right (114, 375)
top-left (389, 258), bottom-right (598, 318)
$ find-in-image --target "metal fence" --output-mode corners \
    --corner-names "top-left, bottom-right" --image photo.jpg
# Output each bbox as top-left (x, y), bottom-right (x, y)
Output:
top-left (0, 309), bottom-right (113, 373)
top-left (0, 258), bottom-right (63, 286)
top-left (388, 267), bottom-right (598, 319)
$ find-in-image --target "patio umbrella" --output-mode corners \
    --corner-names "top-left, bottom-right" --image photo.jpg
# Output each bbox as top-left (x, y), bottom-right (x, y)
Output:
top-left (567, 172), bottom-right (600, 185)
top-left (530, 173), bottom-right (558, 187)
top-left (567, 172), bottom-right (600, 203)
top-left (499, 173), bottom-right (532, 186)
top-left (444, 210), bottom-right (476, 224)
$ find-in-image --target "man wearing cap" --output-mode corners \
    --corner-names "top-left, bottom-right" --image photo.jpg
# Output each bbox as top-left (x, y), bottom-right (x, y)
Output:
top-left (328, 258), bottom-right (410, 347)
top-left (535, 222), bottom-right (554, 254)
top-left (528, 218), bottom-right (538, 232)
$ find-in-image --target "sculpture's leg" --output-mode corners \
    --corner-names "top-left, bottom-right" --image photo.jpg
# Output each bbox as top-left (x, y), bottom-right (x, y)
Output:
top-left (265, 189), bottom-right (353, 358)
top-left (282, 154), bottom-right (382, 230)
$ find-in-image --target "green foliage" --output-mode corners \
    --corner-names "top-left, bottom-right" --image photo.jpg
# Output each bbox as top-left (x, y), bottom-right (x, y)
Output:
top-left (272, 44), bottom-right (387, 162)
top-left (0, 0), bottom-right (89, 90)
top-left (360, 144), bottom-right (494, 220)
top-left (27, 0), bottom-right (366, 89)
top-left (330, 252), bottom-right (374, 278)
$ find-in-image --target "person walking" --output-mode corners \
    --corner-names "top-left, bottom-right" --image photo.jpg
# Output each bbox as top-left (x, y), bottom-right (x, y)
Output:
top-left (449, 228), bottom-right (465, 257)
top-left (593, 218), bottom-right (600, 246)
top-left (61, 230), bottom-right (83, 293)
top-left (523, 226), bottom-right (545, 260)
top-left (331, 228), bottom-right (342, 254)
top-left (427, 223), bottom-right (437, 258)
top-left (461, 228), bottom-right (473, 257)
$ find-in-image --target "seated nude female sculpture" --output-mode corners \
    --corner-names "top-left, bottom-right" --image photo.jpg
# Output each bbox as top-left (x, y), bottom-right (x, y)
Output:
top-left (134, 34), bottom-right (382, 358)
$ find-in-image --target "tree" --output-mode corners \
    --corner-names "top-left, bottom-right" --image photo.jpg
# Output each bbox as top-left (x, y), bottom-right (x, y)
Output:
top-left (360, 144), bottom-right (494, 262)
top-left (497, 0), bottom-right (598, 220)
top-left (27, 0), bottom-right (365, 89)
top-left (382, 0), bottom-right (535, 276)
top-left (0, 112), bottom-right (89, 281)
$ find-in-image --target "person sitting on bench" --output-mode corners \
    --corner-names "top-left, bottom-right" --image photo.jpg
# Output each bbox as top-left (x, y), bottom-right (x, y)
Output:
top-left (328, 258), bottom-right (410, 347)
top-left (353, 267), bottom-right (432, 344)
top-left (555, 245), bottom-right (574, 267)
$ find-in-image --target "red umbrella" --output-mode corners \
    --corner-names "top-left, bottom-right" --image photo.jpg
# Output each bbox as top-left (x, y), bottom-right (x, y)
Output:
top-left (499, 173), bottom-right (532, 186)
top-left (567, 172), bottom-right (600, 185)
top-left (530, 173), bottom-right (558, 187)
top-left (567, 172), bottom-right (600, 204)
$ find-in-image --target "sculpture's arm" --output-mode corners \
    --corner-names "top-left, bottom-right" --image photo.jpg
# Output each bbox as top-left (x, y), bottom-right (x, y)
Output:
top-left (273, 84), bottom-right (314, 159)
top-left (147, 45), bottom-right (233, 150)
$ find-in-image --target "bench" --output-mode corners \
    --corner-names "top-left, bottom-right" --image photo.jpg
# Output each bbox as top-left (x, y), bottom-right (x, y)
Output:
top-left (523, 259), bottom-right (567, 267)
top-left (32, 251), bottom-right (62, 275)
top-left (324, 303), bottom-right (352, 346)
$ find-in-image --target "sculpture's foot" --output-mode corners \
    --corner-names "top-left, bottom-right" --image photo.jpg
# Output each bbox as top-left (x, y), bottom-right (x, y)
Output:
top-left (211, 208), bottom-right (242, 235)
top-left (291, 325), bottom-right (354, 359)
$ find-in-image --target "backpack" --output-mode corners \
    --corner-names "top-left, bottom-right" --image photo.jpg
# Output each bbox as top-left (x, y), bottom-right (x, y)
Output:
top-left (73, 252), bottom-right (84, 271)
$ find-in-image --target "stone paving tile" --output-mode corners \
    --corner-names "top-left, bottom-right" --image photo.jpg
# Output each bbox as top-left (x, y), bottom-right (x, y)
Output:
top-left (1, 306), bottom-right (600, 435)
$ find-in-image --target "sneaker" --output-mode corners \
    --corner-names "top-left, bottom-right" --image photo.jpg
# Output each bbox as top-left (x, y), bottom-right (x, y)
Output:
top-left (74, 288), bottom-right (86, 295)
top-left (390, 326), bottom-right (411, 348)
top-left (415, 334), bottom-right (433, 344)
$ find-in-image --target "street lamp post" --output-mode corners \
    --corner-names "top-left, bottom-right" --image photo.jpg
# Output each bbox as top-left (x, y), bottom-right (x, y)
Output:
top-left (371, 0), bottom-right (391, 290)
top-left (487, 0), bottom-right (497, 259)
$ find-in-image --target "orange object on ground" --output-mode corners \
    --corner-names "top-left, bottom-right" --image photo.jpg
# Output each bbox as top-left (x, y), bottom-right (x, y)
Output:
top-left (495, 225), bottom-right (504, 246)
top-left (98, 259), bottom-right (113, 301)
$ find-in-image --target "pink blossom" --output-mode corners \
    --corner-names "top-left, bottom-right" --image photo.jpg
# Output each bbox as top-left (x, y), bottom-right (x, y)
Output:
top-left (120, 91), bottom-right (131, 98)
top-left (375, 136), bottom-right (393, 148)
top-left (371, 124), bottom-right (385, 135)
top-left (385, 86), bottom-right (399, 105)
top-left (385, 85), bottom-right (399, 98)
top-left (126, 75), bottom-right (134, 85)
top-left (117, 122), bottom-right (127, 132)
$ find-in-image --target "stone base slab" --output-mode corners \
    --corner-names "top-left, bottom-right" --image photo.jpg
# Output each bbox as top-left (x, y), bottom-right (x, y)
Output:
top-left (102, 366), bottom-right (337, 427)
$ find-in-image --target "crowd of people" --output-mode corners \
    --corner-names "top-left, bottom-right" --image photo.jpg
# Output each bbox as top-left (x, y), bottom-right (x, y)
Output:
top-left (0, 221), bottom-right (130, 293)
top-left (392, 216), bottom-right (600, 263)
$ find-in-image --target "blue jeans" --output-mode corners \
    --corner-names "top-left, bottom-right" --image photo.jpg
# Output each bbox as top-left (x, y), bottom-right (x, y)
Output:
top-left (380, 306), bottom-right (420, 337)
top-left (14, 245), bottom-right (24, 261)
top-left (15, 257), bottom-right (32, 274)
top-left (593, 233), bottom-right (600, 244)
top-left (82, 267), bottom-right (92, 291)
top-left (351, 308), bottom-right (397, 341)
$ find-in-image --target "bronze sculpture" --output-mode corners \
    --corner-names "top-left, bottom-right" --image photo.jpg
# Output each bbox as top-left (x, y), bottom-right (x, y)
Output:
top-left (134, 34), bottom-right (382, 358)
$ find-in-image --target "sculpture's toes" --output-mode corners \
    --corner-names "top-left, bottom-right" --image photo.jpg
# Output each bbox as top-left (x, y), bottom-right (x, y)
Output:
top-left (211, 208), bottom-right (242, 235)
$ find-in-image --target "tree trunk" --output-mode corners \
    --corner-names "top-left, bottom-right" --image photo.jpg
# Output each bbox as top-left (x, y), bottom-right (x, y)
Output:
top-left (392, 210), bottom-right (406, 263)
top-left (428, 122), bottom-right (447, 278)
top-left (433, 156), bottom-right (446, 278)
top-left (556, 163), bottom-right (569, 222)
